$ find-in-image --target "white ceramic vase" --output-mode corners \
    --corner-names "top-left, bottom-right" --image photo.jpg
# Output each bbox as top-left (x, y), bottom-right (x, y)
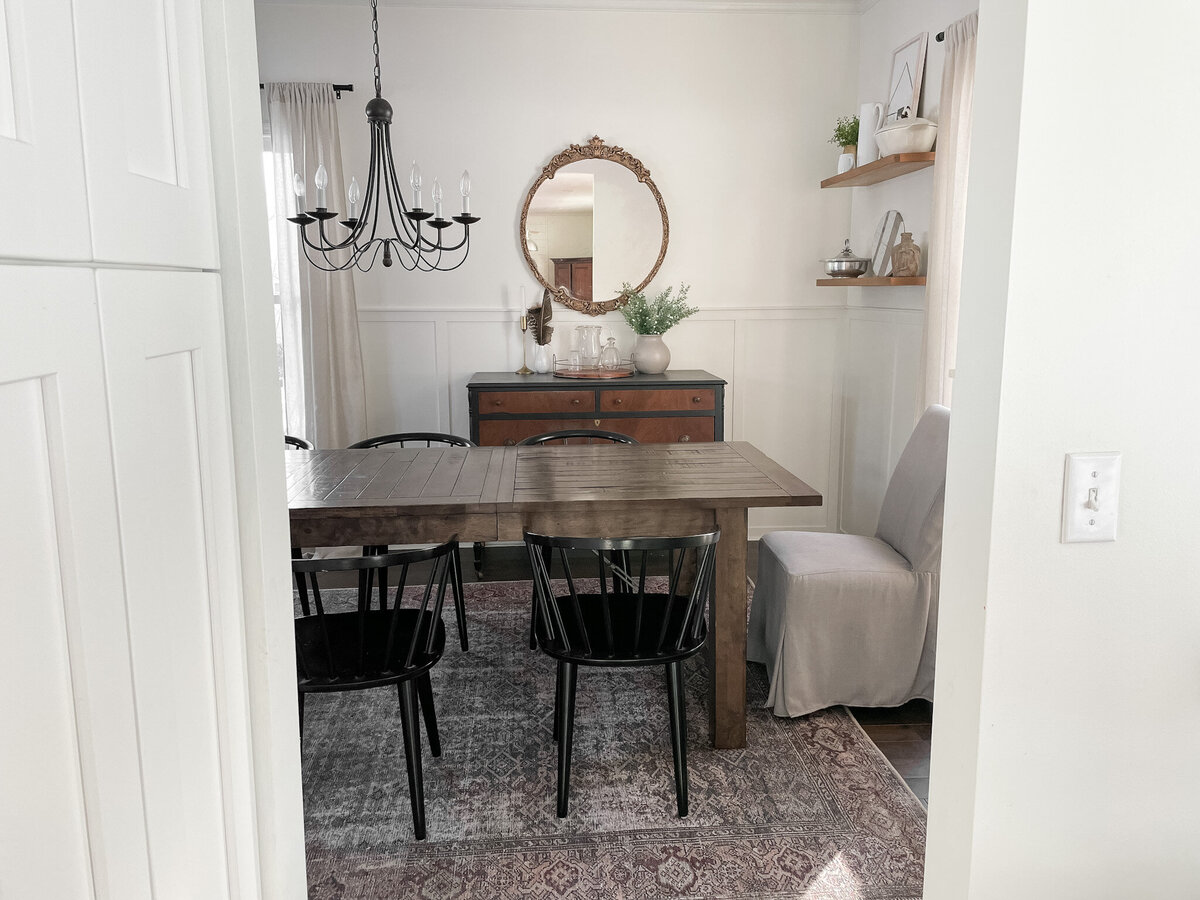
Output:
top-left (632, 334), bottom-right (670, 374)
top-left (530, 342), bottom-right (553, 374)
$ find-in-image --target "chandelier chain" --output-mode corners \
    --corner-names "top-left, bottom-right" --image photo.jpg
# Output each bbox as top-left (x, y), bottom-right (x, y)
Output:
top-left (371, 0), bottom-right (382, 99)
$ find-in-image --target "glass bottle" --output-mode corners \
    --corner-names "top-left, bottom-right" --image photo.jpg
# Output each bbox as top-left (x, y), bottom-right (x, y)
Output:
top-left (599, 336), bottom-right (621, 369)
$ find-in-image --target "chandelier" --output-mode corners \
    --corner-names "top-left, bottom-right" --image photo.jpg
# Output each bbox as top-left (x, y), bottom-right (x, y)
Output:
top-left (287, 0), bottom-right (479, 272)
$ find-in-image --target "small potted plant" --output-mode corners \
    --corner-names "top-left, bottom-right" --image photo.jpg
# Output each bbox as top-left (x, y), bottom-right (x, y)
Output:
top-left (618, 282), bottom-right (698, 374)
top-left (828, 114), bottom-right (860, 167)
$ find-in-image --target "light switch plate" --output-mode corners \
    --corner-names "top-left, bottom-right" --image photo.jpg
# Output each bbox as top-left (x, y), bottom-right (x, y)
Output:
top-left (1061, 452), bottom-right (1121, 543)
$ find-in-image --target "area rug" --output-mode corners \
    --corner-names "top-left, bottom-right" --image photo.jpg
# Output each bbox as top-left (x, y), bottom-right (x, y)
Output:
top-left (301, 580), bottom-right (926, 899)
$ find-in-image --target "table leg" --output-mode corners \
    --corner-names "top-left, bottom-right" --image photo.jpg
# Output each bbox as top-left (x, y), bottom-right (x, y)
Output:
top-left (708, 507), bottom-right (748, 748)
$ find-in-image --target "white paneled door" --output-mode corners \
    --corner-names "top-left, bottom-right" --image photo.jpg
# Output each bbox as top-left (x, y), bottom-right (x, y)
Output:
top-left (73, 0), bottom-right (219, 269)
top-left (0, 0), bottom-right (287, 896)
top-left (0, 0), bottom-right (91, 260)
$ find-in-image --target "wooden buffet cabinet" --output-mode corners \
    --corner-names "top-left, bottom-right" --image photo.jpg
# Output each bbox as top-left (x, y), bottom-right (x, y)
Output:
top-left (467, 370), bottom-right (726, 446)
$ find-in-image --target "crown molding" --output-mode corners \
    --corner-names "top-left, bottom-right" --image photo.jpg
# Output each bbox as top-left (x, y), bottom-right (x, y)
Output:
top-left (257, 0), bottom-right (874, 13)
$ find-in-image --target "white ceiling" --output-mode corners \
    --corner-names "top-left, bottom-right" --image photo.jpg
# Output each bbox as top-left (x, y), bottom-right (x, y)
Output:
top-left (256, 0), bottom-right (876, 13)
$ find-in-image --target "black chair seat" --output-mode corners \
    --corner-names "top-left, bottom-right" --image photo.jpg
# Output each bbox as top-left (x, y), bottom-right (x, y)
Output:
top-left (542, 593), bottom-right (706, 666)
top-left (296, 611), bottom-right (444, 688)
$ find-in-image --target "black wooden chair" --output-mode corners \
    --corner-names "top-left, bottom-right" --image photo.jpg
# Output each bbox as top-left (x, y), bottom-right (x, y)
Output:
top-left (524, 529), bottom-right (720, 819)
top-left (292, 540), bottom-right (457, 841)
top-left (347, 432), bottom-right (476, 649)
top-left (518, 429), bottom-right (638, 446)
top-left (285, 435), bottom-right (315, 583)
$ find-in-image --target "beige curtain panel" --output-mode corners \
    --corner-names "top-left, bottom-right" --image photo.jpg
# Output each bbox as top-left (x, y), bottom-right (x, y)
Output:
top-left (920, 11), bottom-right (978, 411)
top-left (266, 82), bottom-right (367, 449)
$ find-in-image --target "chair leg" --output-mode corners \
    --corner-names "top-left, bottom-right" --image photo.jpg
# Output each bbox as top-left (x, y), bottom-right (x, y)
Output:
top-left (552, 660), bottom-right (562, 743)
top-left (298, 690), bottom-right (305, 738)
top-left (473, 541), bottom-right (484, 578)
top-left (451, 550), bottom-right (469, 651)
top-left (666, 661), bottom-right (689, 818)
top-left (397, 679), bottom-right (427, 841)
top-left (556, 661), bottom-right (578, 818)
top-left (414, 673), bottom-right (441, 758)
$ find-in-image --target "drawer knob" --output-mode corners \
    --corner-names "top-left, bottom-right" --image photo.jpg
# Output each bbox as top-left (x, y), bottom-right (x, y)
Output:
top-left (492, 399), bottom-right (504, 406)
top-left (692, 396), bottom-right (702, 403)
top-left (571, 398), bottom-right (581, 405)
top-left (503, 438), bottom-right (516, 446)
top-left (679, 434), bottom-right (691, 442)
top-left (613, 398), bottom-right (623, 405)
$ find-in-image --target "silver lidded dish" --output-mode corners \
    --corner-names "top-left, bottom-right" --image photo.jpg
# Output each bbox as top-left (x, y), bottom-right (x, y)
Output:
top-left (823, 239), bottom-right (870, 278)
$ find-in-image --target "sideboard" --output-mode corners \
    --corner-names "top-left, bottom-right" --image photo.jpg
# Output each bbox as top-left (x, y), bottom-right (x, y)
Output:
top-left (467, 370), bottom-right (726, 446)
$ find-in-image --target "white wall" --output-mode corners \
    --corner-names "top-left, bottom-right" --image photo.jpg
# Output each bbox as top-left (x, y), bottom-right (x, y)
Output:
top-left (839, 0), bottom-right (978, 535)
top-left (255, 2), bottom-right (860, 536)
top-left (925, 1), bottom-right (1200, 897)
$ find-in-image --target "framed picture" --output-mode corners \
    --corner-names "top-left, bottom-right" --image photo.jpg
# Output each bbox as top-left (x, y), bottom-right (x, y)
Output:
top-left (885, 33), bottom-right (928, 123)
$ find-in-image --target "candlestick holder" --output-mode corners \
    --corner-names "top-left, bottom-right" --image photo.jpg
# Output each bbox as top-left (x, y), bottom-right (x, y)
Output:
top-left (515, 313), bottom-right (533, 375)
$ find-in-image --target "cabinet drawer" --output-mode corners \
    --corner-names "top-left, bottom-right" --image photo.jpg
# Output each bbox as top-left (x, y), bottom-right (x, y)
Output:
top-left (478, 418), bottom-right (597, 446)
top-left (477, 390), bottom-right (594, 415)
top-left (599, 388), bottom-right (715, 413)
top-left (601, 417), bottom-right (715, 444)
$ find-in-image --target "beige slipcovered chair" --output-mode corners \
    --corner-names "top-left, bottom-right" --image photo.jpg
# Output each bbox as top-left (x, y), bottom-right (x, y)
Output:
top-left (747, 405), bottom-right (950, 717)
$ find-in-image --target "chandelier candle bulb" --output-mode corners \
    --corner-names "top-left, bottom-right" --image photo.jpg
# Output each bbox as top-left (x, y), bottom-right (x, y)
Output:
top-left (410, 162), bottom-right (422, 209)
top-left (347, 177), bottom-right (361, 219)
top-left (460, 170), bottom-right (471, 214)
top-left (314, 164), bottom-right (328, 208)
top-left (432, 178), bottom-right (444, 219)
top-left (292, 173), bottom-right (306, 213)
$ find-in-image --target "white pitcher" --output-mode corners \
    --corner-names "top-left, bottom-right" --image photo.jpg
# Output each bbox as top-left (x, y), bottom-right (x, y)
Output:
top-left (857, 101), bottom-right (886, 165)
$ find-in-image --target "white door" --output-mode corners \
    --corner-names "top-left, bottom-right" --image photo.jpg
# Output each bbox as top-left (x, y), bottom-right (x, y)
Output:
top-left (0, 0), bottom-right (294, 897)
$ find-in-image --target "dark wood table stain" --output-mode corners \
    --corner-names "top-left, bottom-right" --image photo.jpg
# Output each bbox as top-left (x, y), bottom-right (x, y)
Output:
top-left (287, 442), bottom-right (821, 748)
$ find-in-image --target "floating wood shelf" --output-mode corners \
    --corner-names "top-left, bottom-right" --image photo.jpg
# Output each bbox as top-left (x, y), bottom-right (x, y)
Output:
top-left (816, 276), bottom-right (927, 287)
top-left (820, 152), bottom-right (935, 188)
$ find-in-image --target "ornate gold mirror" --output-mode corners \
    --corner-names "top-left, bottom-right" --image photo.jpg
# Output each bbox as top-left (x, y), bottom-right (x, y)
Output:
top-left (520, 136), bottom-right (669, 316)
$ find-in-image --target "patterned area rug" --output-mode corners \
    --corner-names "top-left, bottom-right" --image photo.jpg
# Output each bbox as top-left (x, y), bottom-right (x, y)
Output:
top-left (302, 580), bottom-right (926, 899)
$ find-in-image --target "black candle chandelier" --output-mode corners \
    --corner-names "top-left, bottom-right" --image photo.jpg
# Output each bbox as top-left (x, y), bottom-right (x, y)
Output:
top-left (287, 0), bottom-right (480, 272)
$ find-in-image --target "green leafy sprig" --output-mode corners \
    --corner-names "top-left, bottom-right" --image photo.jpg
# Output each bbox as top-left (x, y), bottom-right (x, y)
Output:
top-left (618, 283), bottom-right (698, 335)
top-left (828, 115), bottom-right (860, 147)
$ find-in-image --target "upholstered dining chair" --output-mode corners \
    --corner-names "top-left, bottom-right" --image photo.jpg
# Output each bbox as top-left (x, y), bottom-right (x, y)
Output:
top-left (292, 540), bottom-right (457, 841)
top-left (518, 429), bottom-right (638, 446)
top-left (525, 529), bottom-right (720, 819)
top-left (747, 405), bottom-right (950, 717)
top-left (347, 431), bottom-right (475, 648)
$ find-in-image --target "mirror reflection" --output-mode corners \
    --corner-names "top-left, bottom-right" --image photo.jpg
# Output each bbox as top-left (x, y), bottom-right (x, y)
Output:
top-left (520, 137), bottom-right (669, 316)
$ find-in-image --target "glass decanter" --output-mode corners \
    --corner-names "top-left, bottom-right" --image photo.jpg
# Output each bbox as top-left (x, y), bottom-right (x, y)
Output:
top-left (599, 336), bottom-right (621, 369)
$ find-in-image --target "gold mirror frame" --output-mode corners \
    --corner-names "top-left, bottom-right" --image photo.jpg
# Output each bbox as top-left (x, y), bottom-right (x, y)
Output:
top-left (520, 136), bottom-right (670, 316)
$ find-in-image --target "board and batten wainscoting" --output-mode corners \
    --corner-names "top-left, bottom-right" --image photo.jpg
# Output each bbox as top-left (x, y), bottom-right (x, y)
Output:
top-left (355, 300), bottom-right (925, 540)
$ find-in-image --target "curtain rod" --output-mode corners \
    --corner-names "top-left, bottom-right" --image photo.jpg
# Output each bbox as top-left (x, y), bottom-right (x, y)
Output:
top-left (259, 83), bottom-right (354, 99)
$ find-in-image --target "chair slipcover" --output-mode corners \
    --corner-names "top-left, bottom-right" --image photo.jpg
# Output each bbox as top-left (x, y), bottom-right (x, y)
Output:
top-left (747, 405), bottom-right (950, 716)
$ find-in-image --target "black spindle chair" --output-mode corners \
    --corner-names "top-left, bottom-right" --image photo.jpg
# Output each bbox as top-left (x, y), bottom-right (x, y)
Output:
top-left (285, 434), bottom-right (315, 584)
top-left (524, 529), bottom-right (720, 819)
top-left (518, 429), bottom-right (638, 446)
top-left (292, 540), bottom-right (458, 841)
top-left (347, 432), bottom-right (476, 647)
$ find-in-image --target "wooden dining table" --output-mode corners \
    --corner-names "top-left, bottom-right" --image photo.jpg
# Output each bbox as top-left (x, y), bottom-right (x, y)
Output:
top-left (287, 441), bottom-right (821, 748)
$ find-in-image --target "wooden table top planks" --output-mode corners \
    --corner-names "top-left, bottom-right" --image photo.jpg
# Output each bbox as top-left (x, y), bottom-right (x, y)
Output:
top-left (286, 442), bottom-right (821, 516)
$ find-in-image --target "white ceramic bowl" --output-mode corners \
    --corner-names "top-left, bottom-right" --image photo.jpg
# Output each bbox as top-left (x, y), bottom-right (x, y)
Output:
top-left (874, 118), bottom-right (938, 155)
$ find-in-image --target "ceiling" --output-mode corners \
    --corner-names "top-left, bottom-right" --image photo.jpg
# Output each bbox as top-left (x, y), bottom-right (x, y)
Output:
top-left (256, 0), bottom-right (877, 12)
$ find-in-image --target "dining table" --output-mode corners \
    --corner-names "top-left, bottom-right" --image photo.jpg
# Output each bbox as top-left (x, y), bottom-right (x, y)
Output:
top-left (286, 440), bottom-right (821, 748)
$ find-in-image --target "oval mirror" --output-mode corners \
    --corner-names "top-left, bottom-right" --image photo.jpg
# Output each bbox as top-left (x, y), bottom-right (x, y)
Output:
top-left (520, 136), bottom-right (669, 315)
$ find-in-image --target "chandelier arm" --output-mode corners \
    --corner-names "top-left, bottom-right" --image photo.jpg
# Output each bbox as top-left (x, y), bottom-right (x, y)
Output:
top-left (380, 129), bottom-right (425, 249)
top-left (315, 216), bottom-right (356, 253)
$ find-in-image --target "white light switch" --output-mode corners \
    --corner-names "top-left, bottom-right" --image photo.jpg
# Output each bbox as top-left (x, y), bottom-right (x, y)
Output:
top-left (1061, 452), bottom-right (1121, 543)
